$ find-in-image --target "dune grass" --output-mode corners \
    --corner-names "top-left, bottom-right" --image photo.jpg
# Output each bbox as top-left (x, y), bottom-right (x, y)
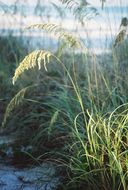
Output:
top-left (1, 1), bottom-right (128, 189)
top-left (2, 43), bottom-right (128, 189)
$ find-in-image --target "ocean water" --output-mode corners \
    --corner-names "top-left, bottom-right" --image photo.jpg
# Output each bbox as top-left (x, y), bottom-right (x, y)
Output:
top-left (0, 1), bottom-right (128, 54)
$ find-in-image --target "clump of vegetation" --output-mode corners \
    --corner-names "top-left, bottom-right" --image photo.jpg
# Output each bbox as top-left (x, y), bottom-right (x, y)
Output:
top-left (0, 35), bottom-right (28, 96)
top-left (0, 35), bottom-right (28, 125)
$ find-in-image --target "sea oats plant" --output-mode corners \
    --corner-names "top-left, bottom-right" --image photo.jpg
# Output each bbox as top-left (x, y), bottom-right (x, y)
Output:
top-left (2, 0), bottom-right (128, 189)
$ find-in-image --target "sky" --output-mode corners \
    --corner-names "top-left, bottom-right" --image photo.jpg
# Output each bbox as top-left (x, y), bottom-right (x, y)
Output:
top-left (0, 0), bottom-right (128, 7)
top-left (91, 0), bottom-right (128, 6)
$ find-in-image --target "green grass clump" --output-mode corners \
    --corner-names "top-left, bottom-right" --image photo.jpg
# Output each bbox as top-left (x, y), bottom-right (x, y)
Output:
top-left (64, 106), bottom-right (128, 190)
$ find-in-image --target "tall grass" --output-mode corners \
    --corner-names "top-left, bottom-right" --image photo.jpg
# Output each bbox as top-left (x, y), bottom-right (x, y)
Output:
top-left (1, 0), bottom-right (128, 189)
top-left (3, 48), bottom-right (128, 189)
top-left (64, 105), bottom-right (128, 190)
